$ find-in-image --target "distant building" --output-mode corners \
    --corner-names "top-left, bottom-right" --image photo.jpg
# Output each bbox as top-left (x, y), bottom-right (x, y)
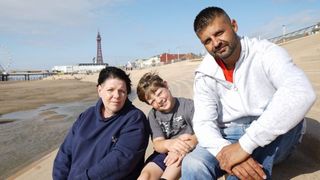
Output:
top-left (159, 53), bottom-right (201, 64)
top-left (134, 56), bottom-right (161, 69)
top-left (96, 32), bottom-right (104, 64)
top-left (51, 32), bottom-right (108, 73)
top-left (52, 63), bottom-right (107, 74)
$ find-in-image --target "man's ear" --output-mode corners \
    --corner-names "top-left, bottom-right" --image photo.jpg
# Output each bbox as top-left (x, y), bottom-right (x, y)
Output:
top-left (231, 19), bottom-right (238, 33)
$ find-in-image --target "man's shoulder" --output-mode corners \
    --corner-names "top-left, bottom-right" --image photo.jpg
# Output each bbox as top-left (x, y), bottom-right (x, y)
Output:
top-left (195, 53), bottom-right (220, 78)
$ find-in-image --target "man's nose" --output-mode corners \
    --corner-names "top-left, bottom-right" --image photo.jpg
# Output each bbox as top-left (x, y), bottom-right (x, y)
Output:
top-left (212, 38), bottom-right (222, 49)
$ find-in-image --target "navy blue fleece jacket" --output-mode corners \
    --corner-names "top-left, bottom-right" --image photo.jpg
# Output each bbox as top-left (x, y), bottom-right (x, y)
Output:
top-left (53, 98), bottom-right (149, 180)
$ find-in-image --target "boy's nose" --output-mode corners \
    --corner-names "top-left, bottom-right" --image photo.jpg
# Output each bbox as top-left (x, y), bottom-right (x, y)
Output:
top-left (156, 97), bottom-right (163, 105)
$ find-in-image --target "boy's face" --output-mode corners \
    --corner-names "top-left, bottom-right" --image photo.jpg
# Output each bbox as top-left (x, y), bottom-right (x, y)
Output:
top-left (146, 86), bottom-right (175, 113)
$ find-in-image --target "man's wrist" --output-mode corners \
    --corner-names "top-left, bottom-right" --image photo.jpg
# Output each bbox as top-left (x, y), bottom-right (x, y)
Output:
top-left (239, 134), bottom-right (258, 154)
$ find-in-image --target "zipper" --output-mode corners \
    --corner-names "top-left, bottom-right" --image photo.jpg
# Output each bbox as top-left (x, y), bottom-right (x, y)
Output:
top-left (233, 52), bottom-right (249, 116)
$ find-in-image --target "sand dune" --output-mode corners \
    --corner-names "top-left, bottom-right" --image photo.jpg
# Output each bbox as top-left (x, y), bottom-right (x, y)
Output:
top-left (9, 34), bottom-right (320, 179)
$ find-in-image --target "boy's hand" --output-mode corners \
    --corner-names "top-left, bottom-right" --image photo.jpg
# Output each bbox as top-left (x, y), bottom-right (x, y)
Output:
top-left (179, 134), bottom-right (198, 151)
top-left (164, 151), bottom-right (179, 166)
top-left (166, 138), bottom-right (192, 155)
top-left (164, 151), bottom-right (184, 167)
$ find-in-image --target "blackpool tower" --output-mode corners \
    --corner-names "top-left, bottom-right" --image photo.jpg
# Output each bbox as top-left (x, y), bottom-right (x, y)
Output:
top-left (96, 32), bottom-right (104, 64)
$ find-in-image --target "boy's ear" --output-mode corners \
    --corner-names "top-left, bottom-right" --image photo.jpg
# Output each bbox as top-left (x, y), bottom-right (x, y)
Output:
top-left (163, 81), bottom-right (169, 88)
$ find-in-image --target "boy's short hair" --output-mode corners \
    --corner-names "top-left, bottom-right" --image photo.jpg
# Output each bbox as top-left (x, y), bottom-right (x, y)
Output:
top-left (137, 72), bottom-right (166, 104)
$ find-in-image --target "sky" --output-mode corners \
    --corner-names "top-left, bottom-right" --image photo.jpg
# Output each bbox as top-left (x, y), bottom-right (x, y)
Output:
top-left (0, 0), bottom-right (320, 70)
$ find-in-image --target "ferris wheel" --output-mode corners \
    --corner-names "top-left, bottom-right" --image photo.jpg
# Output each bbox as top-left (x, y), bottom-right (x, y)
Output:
top-left (0, 44), bottom-right (13, 74)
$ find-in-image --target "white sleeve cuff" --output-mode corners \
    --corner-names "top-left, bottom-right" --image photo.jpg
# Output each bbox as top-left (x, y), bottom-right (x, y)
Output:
top-left (239, 133), bottom-right (259, 154)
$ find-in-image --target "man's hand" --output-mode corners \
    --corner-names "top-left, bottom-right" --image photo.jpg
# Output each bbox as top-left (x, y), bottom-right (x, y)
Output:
top-left (216, 142), bottom-right (249, 174)
top-left (231, 157), bottom-right (267, 180)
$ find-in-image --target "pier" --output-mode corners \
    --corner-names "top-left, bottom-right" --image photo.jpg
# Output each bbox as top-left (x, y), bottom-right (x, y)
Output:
top-left (0, 72), bottom-right (56, 81)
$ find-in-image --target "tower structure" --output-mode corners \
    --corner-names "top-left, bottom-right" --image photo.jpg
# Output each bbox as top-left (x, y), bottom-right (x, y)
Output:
top-left (96, 32), bottom-right (104, 64)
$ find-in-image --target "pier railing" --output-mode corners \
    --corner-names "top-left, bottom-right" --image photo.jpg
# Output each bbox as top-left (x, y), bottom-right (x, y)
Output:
top-left (0, 72), bottom-right (56, 81)
top-left (268, 22), bottom-right (320, 44)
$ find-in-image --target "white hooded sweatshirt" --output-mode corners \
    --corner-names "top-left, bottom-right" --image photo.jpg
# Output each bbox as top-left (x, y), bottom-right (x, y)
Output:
top-left (193, 36), bottom-right (316, 156)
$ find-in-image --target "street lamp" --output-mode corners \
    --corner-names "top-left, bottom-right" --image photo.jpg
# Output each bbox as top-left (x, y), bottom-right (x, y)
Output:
top-left (282, 25), bottom-right (286, 43)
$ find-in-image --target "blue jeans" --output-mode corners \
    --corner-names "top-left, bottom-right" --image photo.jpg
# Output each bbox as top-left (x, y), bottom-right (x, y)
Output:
top-left (181, 117), bottom-right (303, 180)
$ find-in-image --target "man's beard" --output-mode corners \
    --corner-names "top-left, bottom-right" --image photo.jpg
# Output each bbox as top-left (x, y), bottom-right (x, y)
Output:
top-left (211, 35), bottom-right (239, 61)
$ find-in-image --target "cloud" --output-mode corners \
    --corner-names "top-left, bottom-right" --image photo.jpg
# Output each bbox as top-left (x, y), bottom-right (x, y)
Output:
top-left (0, 0), bottom-right (130, 35)
top-left (250, 9), bottom-right (320, 39)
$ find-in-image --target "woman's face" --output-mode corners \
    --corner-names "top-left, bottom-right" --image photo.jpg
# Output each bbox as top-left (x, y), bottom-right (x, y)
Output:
top-left (97, 78), bottom-right (128, 118)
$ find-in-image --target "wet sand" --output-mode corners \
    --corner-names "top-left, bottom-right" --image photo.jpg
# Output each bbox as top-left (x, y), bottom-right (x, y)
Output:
top-left (0, 79), bottom-right (98, 115)
top-left (0, 80), bottom-right (97, 179)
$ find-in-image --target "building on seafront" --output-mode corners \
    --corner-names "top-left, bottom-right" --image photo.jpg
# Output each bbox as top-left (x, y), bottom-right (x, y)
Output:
top-left (52, 32), bottom-right (108, 74)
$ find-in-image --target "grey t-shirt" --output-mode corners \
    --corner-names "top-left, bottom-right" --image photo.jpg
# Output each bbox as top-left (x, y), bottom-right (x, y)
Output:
top-left (148, 97), bottom-right (194, 139)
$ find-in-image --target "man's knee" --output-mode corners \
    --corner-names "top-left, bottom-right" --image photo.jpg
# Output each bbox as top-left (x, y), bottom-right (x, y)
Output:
top-left (182, 153), bottom-right (207, 172)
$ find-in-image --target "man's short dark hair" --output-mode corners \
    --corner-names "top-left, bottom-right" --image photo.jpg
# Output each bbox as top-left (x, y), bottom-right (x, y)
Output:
top-left (194, 6), bottom-right (230, 34)
top-left (97, 66), bottom-right (131, 94)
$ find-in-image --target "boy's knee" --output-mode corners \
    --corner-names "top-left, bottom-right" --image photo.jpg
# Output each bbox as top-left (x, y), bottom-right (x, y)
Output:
top-left (137, 171), bottom-right (151, 180)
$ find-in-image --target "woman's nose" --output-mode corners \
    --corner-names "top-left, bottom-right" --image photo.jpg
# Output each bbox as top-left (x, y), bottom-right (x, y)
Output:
top-left (113, 91), bottom-right (120, 98)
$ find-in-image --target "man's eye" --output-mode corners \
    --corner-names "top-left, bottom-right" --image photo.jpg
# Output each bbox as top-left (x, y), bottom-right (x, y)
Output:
top-left (204, 39), bottom-right (211, 45)
top-left (216, 31), bottom-right (223, 37)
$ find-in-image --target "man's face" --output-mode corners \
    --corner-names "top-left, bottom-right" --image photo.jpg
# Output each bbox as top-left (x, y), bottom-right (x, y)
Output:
top-left (197, 16), bottom-right (239, 62)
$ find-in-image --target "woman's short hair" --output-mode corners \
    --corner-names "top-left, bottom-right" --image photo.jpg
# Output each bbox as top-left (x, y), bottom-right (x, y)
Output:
top-left (97, 66), bottom-right (132, 94)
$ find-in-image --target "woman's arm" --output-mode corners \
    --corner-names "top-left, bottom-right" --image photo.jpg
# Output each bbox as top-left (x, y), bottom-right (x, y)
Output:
top-left (78, 111), bottom-right (149, 180)
top-left (52, 115), bottom-right (81, 180)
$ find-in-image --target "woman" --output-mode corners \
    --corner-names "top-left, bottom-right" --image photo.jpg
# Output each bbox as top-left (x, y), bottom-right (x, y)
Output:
top-left (53, 66), bottom-right (149, 180)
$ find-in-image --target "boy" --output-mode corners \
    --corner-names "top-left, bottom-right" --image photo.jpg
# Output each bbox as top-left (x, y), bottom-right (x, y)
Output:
top-left (137, 72), bottom-right (197, 180)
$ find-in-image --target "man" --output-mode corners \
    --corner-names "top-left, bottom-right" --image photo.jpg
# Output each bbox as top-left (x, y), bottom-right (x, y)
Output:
top-left (182, 6), bottom-right (316, 180)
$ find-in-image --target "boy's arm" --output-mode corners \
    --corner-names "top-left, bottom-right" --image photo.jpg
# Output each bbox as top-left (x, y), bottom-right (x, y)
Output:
top-left (153, 137), bottom-right (192, 155)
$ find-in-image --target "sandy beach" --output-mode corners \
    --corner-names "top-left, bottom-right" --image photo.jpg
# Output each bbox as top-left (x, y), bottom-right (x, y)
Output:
top-left (0, 79), bottom-right (98, 179)
top-left (4, 34), bottom-right (320, 179)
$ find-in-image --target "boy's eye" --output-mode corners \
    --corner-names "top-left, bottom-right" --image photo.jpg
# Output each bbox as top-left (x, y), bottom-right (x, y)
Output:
top-left (156, 90), bottom-right (162, 96)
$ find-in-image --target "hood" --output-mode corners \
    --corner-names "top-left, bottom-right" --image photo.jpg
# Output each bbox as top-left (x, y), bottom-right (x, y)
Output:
top-left (95, 98), bottom-right (133, 122)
